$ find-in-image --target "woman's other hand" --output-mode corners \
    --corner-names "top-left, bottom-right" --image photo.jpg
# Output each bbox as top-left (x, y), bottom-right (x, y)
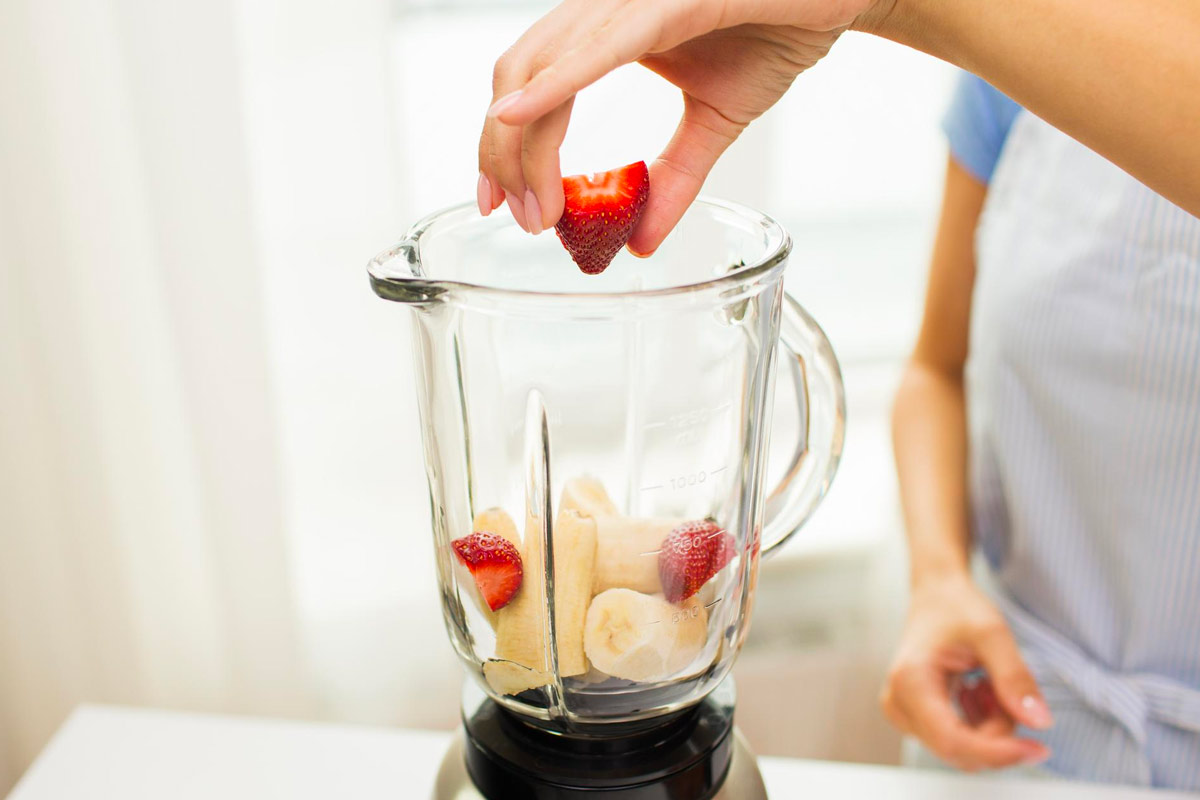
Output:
top-left (881, 573), bottom-right (1054, 771)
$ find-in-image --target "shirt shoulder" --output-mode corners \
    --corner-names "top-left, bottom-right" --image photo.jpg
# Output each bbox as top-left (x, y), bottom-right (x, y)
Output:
top-left (942, 73), bottom-right (1022, 184)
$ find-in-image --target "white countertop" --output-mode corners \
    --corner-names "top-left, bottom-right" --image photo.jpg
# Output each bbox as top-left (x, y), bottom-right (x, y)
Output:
top-left (7, 706), bottom-right (1193, 799)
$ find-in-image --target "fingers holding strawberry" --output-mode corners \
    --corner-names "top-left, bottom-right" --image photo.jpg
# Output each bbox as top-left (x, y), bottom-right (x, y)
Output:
top-left (880, 574), bottom-right (1053, 771)
top-left (554, 161), bottom-right (649, 274)
top-left (479, 0), bottom-right (880, 250)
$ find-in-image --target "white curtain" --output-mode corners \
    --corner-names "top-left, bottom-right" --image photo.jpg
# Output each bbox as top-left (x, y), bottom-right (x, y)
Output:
top-left (0, 0), bottom-right (406, 790)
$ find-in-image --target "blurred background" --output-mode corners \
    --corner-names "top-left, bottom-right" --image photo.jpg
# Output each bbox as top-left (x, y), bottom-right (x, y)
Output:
top-left (0, 0), bottom-right (956, 791)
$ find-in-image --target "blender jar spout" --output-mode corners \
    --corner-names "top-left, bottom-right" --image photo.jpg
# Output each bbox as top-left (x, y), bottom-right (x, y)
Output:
top-left (367, 239), bottom-right (446, 305)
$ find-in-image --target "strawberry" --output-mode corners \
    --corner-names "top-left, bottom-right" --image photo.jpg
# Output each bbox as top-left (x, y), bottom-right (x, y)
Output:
top-left (554, 161), bottom-right (650, 275)
top-left (452, 532), bottom-right (523, 611)
top-left (955, 669), bottom-right (1004, 727)
top-left (657, 520), bottom-right (737, 604)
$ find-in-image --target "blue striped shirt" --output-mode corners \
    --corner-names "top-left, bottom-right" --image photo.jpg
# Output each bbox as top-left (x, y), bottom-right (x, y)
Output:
top-left (948, 74), bottom-right (1200, 789)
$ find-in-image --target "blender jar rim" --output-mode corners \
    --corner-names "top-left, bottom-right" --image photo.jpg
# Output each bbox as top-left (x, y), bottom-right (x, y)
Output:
top-left (367, 196), bottom-right (792, 306)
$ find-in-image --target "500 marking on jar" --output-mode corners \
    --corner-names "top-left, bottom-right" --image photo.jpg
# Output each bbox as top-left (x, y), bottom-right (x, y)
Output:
top-left (671, 605), bottom-right (702, 625)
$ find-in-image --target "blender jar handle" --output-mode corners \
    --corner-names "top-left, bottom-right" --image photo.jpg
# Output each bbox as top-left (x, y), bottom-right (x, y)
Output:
top-left (760, 293), bottom-right (846, 559)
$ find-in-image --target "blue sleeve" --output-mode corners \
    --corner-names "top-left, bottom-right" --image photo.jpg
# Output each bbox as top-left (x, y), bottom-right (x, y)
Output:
top-left (942, 73), bottom-right (1021, 184)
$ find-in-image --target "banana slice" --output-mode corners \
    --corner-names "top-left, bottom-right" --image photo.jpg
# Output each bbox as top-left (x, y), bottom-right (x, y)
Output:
top-left (559, 476), bottom-right (620, 519)
top-left (474, 507), bottom-right (521, 546)
top-left (558, 478), bottom-right (683, 594)
top-left (592, 516), bottom-right (683, 594)
top-left (583, 589), bottom-right (708, 682)
top-left (486, 508), bottom-right (597, 695)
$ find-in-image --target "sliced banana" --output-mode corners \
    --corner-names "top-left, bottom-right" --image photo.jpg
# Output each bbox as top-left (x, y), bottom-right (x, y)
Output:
top-left (583, 589), bottom-right (708, 683)
top-left (559, 476), bottom-right (620, 519)
top-left (486, 508), bottom-right (597, 695)
top-left (473, 507), bottom-right (521, 546)
top-left (592, 515), bottom-right (683, 594)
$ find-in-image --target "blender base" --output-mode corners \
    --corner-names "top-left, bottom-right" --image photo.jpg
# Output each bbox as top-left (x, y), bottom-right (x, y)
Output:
top-left (432, 680), bottom-right (767, 800)
top-left (432, 727), bottom-right (767, 800)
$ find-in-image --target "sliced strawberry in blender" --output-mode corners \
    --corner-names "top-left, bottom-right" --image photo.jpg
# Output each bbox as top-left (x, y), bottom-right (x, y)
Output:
top-left (657, 520), bottom-right (737, 604)
top-left (554, 161), bottom-right (649, 275)
top-left (452, 531), bottom-right (524, 611)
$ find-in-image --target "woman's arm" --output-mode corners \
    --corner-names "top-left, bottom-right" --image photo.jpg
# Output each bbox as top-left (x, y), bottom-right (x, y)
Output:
top-left (482, 0), bottom-right (1200, 248)
top-left (881, 157), bottom-right (1052, 770)
top-left (861, 0), bottom-right (1200, 215)
top-left (891, 156), bottom-right (978, 590)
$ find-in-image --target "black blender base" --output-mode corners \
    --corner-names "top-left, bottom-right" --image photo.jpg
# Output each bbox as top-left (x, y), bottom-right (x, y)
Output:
top-left (432, 681), bottom-right (767, 800)
top-left (433, 727), bottom-right (766, 800)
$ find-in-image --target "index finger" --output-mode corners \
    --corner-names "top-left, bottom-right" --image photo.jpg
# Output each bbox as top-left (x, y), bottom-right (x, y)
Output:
top-left (488, 2), bottom-right (664, 126)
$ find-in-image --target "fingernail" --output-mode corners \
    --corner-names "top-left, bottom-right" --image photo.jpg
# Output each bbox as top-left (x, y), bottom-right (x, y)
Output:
top-left (487, 90), bottom-right (523, 119)
top-left (524, 188), bottom-right (542, 235)
top-left (506, 192), bottom-right (528, 232)
top-left (1021, 695), bottom-right (1054, 729)
top-left (477, 173), bottom-right (492, 217)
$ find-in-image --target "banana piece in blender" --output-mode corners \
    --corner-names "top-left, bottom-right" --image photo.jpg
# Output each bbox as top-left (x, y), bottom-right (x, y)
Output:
top-left (559, 476), bottom-right (620, 519)
top-left (473, 507), bottom-right (521, 546)
top-left (583, 589), bottom-right (708, 683)
top-left (558, 477), bottom-right (676, 593)
top-left (485, 508), bottom-right (597, 695)
top-left (592, 515), bottom-right (682, 594)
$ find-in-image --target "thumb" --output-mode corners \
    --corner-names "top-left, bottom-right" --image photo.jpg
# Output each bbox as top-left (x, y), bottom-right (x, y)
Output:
top-left (973, 623), bottom-right (1054, 730)
top-left (627, 95), bottom-right (744, 256)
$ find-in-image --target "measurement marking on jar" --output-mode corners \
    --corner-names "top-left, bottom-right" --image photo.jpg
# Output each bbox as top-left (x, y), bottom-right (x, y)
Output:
top-left (671, 605), bottom-right (702, 624)
top-left (639, 464), bottom-right (729, 493)
top-left (669, 471), bottom-right (705, 490)
top-left (704, 598), bottom-right (723, 610)
top-left (641, 402), bottom-right (736, 434)
top-left (638, 526), bottom-right (726, 559)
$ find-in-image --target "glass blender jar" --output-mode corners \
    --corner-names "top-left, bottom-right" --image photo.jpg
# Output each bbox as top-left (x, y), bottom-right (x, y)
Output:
top-left (368, 198), bottom-right (844, 799)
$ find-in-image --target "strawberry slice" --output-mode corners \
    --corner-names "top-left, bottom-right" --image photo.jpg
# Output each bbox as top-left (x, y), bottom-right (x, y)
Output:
top-left (452, 531), bottom-right (524, 611)
top-left (657, 520), bottom-right (737, 604)
top-left (554, 161), bottom-right (649, 275)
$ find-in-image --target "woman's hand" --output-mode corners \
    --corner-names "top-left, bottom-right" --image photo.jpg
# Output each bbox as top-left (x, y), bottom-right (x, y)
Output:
top-left (881, 573), bottom-right (1054, 771)
top-left (478, 0), bottom-right (880, 250)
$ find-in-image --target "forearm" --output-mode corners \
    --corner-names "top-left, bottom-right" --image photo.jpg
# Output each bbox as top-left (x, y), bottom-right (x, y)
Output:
top-left (862, 0), bottom-right (1200, 216)
top-left (892, 362), bottom-right (972, 587)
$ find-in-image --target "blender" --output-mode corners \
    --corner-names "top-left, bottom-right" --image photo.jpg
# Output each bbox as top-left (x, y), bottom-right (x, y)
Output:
top-left (368, 198), bottom-right (845, 798)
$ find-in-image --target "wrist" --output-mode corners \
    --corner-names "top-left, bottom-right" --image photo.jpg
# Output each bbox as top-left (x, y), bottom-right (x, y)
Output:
top-left (910, 558), bottom-right (971, 592)
top-left (851, 0), bottom-right (900, 37)
top-left (853, 0), bottom-right (953, 64)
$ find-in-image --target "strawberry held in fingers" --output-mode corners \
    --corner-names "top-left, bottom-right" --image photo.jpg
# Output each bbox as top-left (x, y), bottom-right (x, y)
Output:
top-left (452, 531), bottom-right (524, 611)
top-left (554, 161), bottom-right (650, 274)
